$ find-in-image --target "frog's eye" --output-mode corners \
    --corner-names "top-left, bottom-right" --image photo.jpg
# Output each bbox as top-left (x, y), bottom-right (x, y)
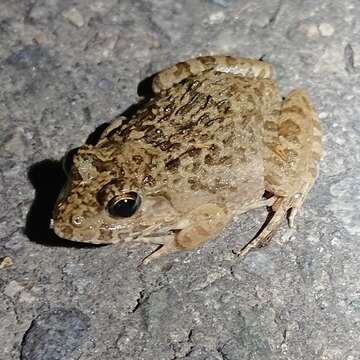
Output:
top-left (107, 192), bottom-right (141, 218)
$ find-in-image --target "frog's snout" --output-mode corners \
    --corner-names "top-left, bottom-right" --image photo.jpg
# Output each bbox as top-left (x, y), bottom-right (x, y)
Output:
top-left (51, 217), bottom-right (100, 244)
top-left (50, 204), bottom-right (95, 243)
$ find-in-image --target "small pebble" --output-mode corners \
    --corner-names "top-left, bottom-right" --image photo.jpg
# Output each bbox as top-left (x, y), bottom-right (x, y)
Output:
top-left (33, 33), bottom-right (46, 45)
top-left (209, 11), bottom-right (225, 23)
top-left (319, 23), bottom-right (335, 37)
top-left (97, 78), bottom-right (113, 91)
top-left (21, 308), bottom-right (90, 360)
top-left (209, 0), bottom-right (231, 7)
top-left (19, 291), bottom-right (36, 304)
top-left (4, 280), bottom-right (24, 297)
top-left (63, 8), bottom-right (85, 28)
top-left (0, 256), bottom-right (14, 269)
top-left (306, 24), bottom-right (320, 38)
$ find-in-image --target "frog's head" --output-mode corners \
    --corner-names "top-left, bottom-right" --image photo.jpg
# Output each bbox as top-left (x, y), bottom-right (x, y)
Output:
top-left (51, 144), bottom-right (183, 244)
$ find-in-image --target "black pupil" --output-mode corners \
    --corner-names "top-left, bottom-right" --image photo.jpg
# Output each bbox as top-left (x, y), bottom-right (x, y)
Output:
top-left (108, 193), bottom-right (140, 218)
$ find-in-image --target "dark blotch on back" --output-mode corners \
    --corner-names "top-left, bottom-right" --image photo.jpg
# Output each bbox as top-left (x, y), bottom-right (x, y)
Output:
top-left (199, 56), bottom-right (216, 66)
top-left (174, 62), bottom-right (191, 77)
top-left (158, 141), bottom-right (173, 151)
top-left (132, 155), bottom-right (144, 165)
top-left (186, 147), bottom-right (202, 158)
top-left (188, 177), bottom-right (200, 191)
top-left (165, 158), bottom-right (180, 171)
top-left (225, 56), bottom-right (238, 65)
top-left (144, 126), bottom-right (164, 144)
top-left (143, 175), bottom-right (156, 187)
top-left (158, 141), bottom-right (181, 152)
top-left (188, 80), bottom-right (202, 91)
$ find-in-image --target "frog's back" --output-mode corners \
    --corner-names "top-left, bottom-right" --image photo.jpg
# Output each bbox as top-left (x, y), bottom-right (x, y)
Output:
top-left (100, 70), bottom-right (278, 210)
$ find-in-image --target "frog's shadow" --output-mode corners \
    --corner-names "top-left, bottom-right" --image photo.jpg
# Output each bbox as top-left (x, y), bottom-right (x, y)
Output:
top-left (25, 75), bottom-right (156, 248)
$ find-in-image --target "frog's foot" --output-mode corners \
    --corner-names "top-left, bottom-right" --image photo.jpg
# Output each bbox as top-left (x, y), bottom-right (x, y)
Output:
top-left (152, 55), bottom-right (274, 93)
top-left (287, 192), bottom-right (305, 228)
top-left (236, 194), bottom-right (304, 257)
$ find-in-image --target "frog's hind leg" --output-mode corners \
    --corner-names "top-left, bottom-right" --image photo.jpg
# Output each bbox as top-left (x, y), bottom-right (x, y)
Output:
top-left (236, 89), bottom-right (321, 256)
top-left (265, 89), bottom-right (321, 224)
top-left (152, 55), bottom-right (274, 93)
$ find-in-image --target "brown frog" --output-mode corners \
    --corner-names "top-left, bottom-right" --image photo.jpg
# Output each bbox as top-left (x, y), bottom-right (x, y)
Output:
top-left (51, 56), bottom-right (322, 263)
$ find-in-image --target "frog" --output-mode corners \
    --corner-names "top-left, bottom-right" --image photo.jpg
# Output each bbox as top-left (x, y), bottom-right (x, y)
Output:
top-left (51, 55), bottom-right (322, 264)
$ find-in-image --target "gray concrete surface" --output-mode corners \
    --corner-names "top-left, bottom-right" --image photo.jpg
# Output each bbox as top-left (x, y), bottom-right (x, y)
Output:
top-left (0, 0), bottom-right (359, 359)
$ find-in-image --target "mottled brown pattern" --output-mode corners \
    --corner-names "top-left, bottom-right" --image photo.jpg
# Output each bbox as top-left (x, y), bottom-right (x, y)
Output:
top-left (278, 119), bottom-right (301, 140)
top-left (98, 227), bottom-right (117, 241)
top-left (199, 56), bottom-right (216, 66)
top-left (97, 180), bottom-right (125, 205)
top-left (165, 158), bottom-right (180, 171)
top-left (52, 56), bottom-right (321, 263)
top-left (264, 120), bottom-right (278, 131)
top-left (173, 61), bottom-right (191, 78)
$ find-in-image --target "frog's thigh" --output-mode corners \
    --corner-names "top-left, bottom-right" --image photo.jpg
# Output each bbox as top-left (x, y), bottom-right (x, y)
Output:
top-left (238, 90), bottom-right (321, 256)
top-left (152, 55), bottom-right (274, 93)
top-left (265, 89), bottom-right (321, 200)
top-left (142, 204), bottom-right (229, 264)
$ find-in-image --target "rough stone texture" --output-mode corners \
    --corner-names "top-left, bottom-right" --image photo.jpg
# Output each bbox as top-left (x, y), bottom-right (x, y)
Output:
top-left (0, 1), bottom-right (359, 359)
top-left (21, 308), bottom-right (90, 360)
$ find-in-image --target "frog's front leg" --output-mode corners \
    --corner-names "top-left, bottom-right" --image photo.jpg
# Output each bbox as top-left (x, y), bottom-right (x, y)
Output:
top-left (142, 204), bottom-right (231, 264)
top-left (152, 55), bottom-right (274, 93)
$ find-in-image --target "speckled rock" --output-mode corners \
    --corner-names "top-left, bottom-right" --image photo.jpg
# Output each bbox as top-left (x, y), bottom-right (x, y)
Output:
top-left (21, 308), bottom-right (90, 360)
top-left (1, 0), bottom-right (360, 359)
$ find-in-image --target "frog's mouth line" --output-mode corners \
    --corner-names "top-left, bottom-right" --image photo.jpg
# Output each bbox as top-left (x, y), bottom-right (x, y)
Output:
top-left (50, 217), bottom-right (180, 243)
top-left (129, 221), bottom-right (181, 239)
top-left (142, 229), bottom-right (179, 238)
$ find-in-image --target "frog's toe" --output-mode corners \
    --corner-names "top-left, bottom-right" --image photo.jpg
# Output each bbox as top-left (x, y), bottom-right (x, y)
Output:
top-left (141, 242), bottom-right (180, 265)
top-left (288, 206), bottom-right (298, 228)
top-left (287, 192), bottom-right (306, 228)
top-left (235, 229), bottom-right (275, 257)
